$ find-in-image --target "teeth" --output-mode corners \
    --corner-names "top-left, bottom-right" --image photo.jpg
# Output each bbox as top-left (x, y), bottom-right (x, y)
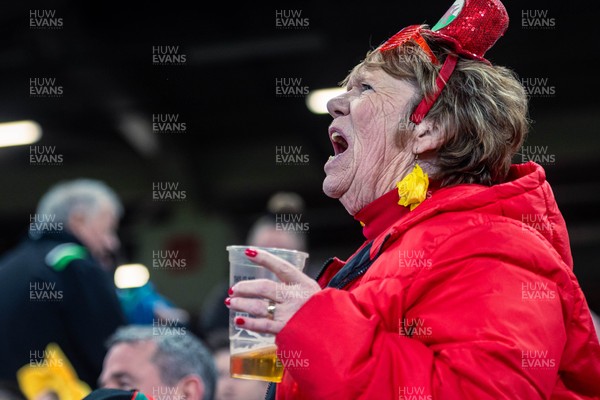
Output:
top-left (331, 132), bottom-right (344, 143)
top-left (331, 131), bottom-right (348, 154)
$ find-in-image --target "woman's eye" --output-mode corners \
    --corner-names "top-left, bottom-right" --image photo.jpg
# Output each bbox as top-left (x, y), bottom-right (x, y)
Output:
top-left (361, 83), bottom-right (374, 92)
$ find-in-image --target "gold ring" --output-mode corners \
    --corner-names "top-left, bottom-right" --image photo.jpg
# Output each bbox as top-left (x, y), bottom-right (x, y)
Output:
top-left (266, 301), bottom-right (276, 319)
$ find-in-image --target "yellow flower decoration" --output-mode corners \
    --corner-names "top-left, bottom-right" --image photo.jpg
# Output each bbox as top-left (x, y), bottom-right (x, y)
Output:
top-left (397, 164), bottom-right (429, 211)
top-left (17, 342), bottom-right (91, 400)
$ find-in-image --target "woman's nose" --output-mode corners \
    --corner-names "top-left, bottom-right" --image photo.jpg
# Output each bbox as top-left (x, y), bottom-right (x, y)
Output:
top-left (327, 92), bottom-right (350, 118)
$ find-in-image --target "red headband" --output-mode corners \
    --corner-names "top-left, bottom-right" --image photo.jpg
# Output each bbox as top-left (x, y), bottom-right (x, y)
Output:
top-left (379, 25), bottom-right (458, 124)
top-left (410, 54), bottom-right (457, 124)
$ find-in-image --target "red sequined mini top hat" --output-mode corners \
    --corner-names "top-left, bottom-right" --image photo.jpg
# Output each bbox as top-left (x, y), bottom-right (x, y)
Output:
top-left (380, 0), bottom-right (509, 123)
top-left (429, 0), bottom-right (509, 62)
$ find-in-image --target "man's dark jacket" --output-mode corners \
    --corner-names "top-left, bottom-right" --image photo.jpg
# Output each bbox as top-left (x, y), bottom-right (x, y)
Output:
top-left (0, 231), bottom-right (126, 388)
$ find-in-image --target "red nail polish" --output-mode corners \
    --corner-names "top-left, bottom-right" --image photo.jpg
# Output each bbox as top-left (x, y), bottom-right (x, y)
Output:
top-left (235, 317), bottom-right (245, 325)
top-left (245, 248), bottom-right (258, 257)
top-left (228, 287), bottom-right (234, 296)
top-left (224, 297), bottom-right (231, 306)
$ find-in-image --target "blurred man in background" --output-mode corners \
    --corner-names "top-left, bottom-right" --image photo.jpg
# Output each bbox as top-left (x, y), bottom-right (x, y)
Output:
top-left (100, 325), bottom-right (217, 400)
top-left (0, 178), bottom-right (126, 390)
top-left (245, 191), bottom-right (308, 254)
top-left (199, 191), bottom-right (309, 336)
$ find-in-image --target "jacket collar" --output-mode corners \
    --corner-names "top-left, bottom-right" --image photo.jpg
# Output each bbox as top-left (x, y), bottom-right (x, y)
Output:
top-left (353, 188), bottom-right (411, 241)
top-left (366, 162), bottom-right (547, 259)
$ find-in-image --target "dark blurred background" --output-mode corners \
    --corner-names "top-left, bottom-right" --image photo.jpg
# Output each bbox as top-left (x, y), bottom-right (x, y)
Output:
top-left (1, 0), bottom-right (598, 330)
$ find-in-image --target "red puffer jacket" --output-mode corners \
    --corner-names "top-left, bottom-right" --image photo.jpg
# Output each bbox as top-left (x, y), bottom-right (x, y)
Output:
top-left (273, 162), bottom-right (600, 399)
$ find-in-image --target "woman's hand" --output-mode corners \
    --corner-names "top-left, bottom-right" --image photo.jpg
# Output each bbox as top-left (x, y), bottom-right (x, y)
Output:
top-left (226, 248), bottom-right (321, 335)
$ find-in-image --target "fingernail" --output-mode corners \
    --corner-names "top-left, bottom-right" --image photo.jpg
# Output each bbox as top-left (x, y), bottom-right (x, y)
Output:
top-left (235, 317), bottom-right (245, 325)
top-left (224, 297), bottom-right (231, 306)
top-left (245, 248), bottom-right (257, 258)
top-left (228, 287), bottom-right (234, 296)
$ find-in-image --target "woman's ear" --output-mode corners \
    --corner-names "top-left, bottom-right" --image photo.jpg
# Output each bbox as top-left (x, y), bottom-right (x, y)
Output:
top-left (411, 119), bottom-right (445, 155)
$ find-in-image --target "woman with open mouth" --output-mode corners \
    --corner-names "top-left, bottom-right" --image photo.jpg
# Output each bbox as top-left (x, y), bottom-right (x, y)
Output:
top-left (227, 0), bottom-right (600, 398)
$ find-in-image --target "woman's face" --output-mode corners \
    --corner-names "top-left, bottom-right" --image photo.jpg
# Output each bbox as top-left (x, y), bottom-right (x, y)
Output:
top-left (323, 67), bottom-right (418, 215)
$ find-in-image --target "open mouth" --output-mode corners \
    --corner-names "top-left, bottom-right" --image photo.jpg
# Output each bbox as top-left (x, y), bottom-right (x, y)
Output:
top-left (331, 131), bottom-right (349, 156)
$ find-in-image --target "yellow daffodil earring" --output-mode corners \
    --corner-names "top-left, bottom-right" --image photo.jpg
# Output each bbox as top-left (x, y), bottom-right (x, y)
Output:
top-left (397, 153), bottom-right (429, 211)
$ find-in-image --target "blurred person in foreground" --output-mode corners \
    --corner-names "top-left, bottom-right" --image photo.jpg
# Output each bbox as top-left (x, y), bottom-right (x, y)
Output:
top-left (99, 325), bottom-right (217, 400)
top-left (206, 328), bottom-right (267, 400)
top-left (0, 178), bottom-right (126, 391)
top-left (227, 0), bottom-right (600, 398)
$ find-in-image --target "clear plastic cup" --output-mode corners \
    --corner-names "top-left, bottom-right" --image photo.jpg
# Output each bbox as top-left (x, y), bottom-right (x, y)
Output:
top-left (226, 245), bottom-right (308, 383)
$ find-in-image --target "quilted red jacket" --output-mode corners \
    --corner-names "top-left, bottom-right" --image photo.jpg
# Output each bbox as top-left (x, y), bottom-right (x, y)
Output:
top-left (273, 162), bottom-right (600, 399)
